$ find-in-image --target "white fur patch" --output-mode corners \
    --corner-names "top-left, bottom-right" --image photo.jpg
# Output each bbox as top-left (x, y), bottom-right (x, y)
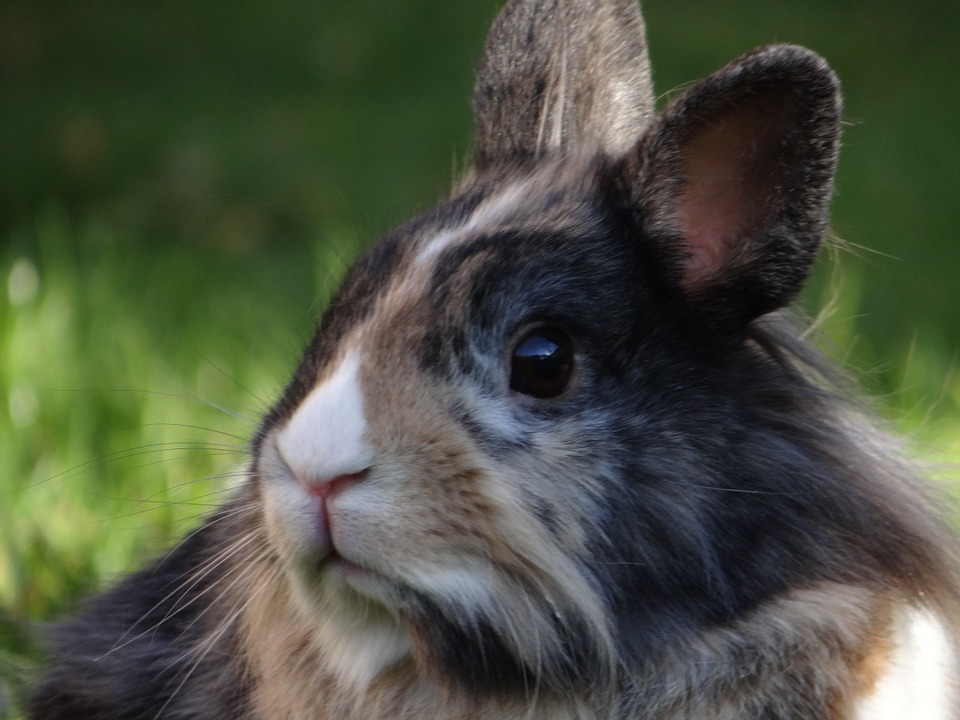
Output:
top-left (854, 607), bottom-right (957, 719)
top-left (309, 598), bottom-right (411, 693)
top-left (414, 180), bottom-right (531, 266)
top-left (276, 352), bottom-right (374, 487)
top-left (409, 561), bottom-right (496, 610)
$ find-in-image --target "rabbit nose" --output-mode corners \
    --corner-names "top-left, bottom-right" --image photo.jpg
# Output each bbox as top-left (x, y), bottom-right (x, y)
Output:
top-left (274, 351), bottom-right (377, 497)
top-left (302, 469), bottom-right (370, 499)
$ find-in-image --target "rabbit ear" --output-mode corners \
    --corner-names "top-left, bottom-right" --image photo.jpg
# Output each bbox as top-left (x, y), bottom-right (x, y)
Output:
top-left (471, 0), bottom-right (654, 169)
top-left (614, 45), bottom-right (842, 325)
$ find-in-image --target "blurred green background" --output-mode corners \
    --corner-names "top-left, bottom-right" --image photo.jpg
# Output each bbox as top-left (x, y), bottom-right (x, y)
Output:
top-left (1, 0), bottom-right (958, 714)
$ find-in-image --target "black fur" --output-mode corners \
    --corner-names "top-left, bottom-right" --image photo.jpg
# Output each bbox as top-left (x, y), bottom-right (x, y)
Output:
top-left (30, 502), bottom-right (255, 719)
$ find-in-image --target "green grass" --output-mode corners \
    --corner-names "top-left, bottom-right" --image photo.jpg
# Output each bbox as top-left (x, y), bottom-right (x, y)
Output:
top-left (2, 0), bottom-right (959, 716)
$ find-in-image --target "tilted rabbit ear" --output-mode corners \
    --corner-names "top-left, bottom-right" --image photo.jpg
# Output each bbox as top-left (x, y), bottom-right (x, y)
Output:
top-left (613, 45), bottom-right (842, 326)
top-left (471, 0), bottom-right (654, 169)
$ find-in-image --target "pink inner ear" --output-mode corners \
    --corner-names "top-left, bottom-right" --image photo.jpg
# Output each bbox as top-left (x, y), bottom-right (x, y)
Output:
top-left (673, 109), bottom-right (769, 291)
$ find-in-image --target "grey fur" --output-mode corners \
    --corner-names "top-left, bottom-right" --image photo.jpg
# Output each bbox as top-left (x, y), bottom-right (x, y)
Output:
top-left (472, 0), bottom-right (654, 168)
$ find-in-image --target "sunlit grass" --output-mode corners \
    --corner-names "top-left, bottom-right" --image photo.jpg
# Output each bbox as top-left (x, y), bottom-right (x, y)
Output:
top-left (0, 207), bottom-right (330, 715)
top-left (804, 243), bottom-right (960, 467)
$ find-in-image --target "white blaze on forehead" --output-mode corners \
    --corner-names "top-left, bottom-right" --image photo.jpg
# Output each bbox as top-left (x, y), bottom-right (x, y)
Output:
top-left (276, 352), bottom-right (374, 485)
top-left (414, 179), bottom-right (532, 267)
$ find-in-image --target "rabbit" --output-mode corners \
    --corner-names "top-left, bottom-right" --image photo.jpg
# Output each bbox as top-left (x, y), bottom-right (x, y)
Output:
top-left (29, 0), bottom-right (960, 718)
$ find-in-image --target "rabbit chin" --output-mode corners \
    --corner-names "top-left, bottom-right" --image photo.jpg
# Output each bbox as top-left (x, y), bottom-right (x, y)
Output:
top-left (286, 556), bottom-right (415, 692)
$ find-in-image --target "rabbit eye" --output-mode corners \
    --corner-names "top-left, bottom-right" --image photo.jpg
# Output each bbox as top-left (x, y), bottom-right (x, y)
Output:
top-left (510, 328), bottom-right (575, 399)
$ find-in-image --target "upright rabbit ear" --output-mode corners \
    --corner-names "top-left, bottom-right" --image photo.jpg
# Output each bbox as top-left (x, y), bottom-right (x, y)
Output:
top-left (471, 0), bottom-right (654, 169)
top-left (614, 45), bottom-right (842, 326)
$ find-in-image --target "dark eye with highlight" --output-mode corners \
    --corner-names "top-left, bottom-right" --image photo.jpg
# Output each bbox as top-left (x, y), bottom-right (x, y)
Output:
top-left (509, 328), bottom-right (575, 399)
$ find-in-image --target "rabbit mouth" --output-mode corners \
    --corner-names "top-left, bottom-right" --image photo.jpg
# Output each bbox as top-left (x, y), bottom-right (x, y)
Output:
top-left (254, 433), bottom-right (409, 613)
top-left (316, 548), bottom-right (403, 606)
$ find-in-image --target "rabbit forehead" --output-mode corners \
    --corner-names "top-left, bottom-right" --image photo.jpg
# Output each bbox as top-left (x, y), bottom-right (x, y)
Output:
top-left (316, 161), bottom-right (610, 377)
top-left (412, 179), bottom-right (535, 267)
top-left (409, 160), bottom-right (603, 278)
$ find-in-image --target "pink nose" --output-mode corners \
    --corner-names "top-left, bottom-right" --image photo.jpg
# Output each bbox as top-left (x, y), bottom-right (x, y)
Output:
top-left (299, 469), bottom-right (369, 559)
top-left (302, 469), bottom-right (369, 500)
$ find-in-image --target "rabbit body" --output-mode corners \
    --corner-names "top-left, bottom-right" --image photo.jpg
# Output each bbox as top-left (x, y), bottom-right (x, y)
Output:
top-left (30, 0), bottom-right (960, 718)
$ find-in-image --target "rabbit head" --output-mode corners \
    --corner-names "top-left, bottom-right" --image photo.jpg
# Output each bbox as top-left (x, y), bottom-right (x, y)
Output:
top-left (248, 0), bottom-right (953, 711)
